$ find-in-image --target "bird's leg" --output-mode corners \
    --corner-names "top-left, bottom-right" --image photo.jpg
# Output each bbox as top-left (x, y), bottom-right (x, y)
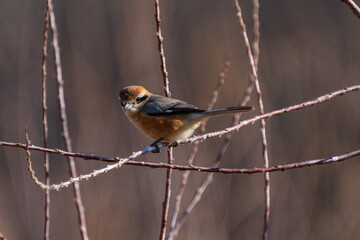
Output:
top-left (150, 137), bottom-right (164, 153)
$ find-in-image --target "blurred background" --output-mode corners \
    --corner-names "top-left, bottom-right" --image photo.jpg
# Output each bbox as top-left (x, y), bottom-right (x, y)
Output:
top-left (0, 0), bottom-right (359, 239)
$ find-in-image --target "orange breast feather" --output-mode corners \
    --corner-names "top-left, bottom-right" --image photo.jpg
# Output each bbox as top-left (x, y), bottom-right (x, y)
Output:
top-left (128, 112), bottom-right (187, 141)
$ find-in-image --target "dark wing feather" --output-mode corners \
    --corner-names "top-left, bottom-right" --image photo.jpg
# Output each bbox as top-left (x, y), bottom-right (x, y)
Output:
top-left (141, 95), bottom-right (205, 116)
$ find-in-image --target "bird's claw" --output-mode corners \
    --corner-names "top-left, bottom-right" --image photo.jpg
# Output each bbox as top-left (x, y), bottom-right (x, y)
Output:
top-left (150, 137), bottom-right (164, 153)
top-left (150, 143), bottom-right (161, 153)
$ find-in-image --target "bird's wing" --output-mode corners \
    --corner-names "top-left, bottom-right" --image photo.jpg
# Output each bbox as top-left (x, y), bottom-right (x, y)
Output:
top-left (141, 95), bottom-right (205, 116)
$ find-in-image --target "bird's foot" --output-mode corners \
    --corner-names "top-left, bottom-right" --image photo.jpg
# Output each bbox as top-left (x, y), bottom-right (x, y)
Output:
top-left (150, 138), bottom-right (164, 153)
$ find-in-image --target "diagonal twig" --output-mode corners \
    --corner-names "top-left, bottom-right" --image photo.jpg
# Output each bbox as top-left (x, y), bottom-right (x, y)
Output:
top-left (169, 55), bottom-right (232, 233)
top-left (182, 85), bottom-right (359, 144)
top-left (341, 0), bottom-right (360, 19)
top-left (246, 0), bottom-right (270, 238)
top-left (167, 77), bottom-right (255, 238)
top-left (47, 0), bottom-right (89, 239)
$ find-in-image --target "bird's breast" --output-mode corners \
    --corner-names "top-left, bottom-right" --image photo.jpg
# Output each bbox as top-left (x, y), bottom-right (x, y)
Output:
top-left (126, 112), bottom-right (200, 142)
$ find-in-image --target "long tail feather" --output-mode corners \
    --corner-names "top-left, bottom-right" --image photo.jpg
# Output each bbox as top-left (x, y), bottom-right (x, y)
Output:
top-left (203, 106), bottom-right (254, 117)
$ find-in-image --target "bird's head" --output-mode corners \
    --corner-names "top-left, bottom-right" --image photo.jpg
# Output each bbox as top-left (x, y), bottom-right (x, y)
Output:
top-left (119, 86), bottom-right (150, 114)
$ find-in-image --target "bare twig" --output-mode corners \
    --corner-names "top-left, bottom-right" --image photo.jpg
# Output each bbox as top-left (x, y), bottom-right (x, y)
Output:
top-left (159, 147), bottom-right (174, 240)
top-left (155, 1), bottom-right (173, 237)
top-left (169, 55), bottom-right (231, 232)
top-left (341, 0), bottom-right (360, 19)
top-left (18, 140), bottom-right (360, 184)
top-left (249, 0), bottom-right (270, 237)
top-left (181, 85), bottom-right (359, 145)
top-left (25, 129), bottom-right (48, 189)
top-left (154, 0), bottom-right (170, 97)
top-left (8, 139), bottom-right (357, 174)
top-left (1, 86), bottom-right (357, 189)
top-left (47, 0), bottom-right (89, 238)
top-left (21, 142), bottom-right (167, 190)
top-left (252, 0), bottom-right (260, 69)
top-left (135, 150), bottom-right (360, 174)
top-left (0, 231), bottom-right (7, 240)
top-left (41, 2), bottom-right (50, 239)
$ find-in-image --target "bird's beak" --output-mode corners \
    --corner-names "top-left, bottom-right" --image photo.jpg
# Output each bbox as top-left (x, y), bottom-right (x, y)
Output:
top-left (123, 102), bottom-right (130, 111)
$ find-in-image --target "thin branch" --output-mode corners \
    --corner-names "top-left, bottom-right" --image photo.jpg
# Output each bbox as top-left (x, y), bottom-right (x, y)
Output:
top-left (249, 0), bottom-right (270, 237)
top-left (41, 2), bottom-right (50, 239)
top-left (1, 86), bottom-right (357, 189)
top-left (169, 55), bottom-right (231, 232)
top-left (180, 85), bottom-right (359, 145)
top-left (11, 138), bottom-right (359, 174)
top-left (25, 129), bottom-right (48, 189)
top-left (159, 147), bottom-right (174, 240)
top-left (341, 0), bottom-right (360, 19)
top-left (6, 144), bottom-right (360, 175)
top-left (252, 0), bottom-right (260, 70)
top-left (47, 0), bottom-right (89, 238)
top-left (133, 149), bottom-right (360, 174)
top-left (154, 0), bottom-right (170, 97)
top-left (155, 1), bottom-right (173, 237)
top-left (18, 140), bottom-right (360, 185)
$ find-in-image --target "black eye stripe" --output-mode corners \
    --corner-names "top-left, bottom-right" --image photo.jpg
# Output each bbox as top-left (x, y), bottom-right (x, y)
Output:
top-left (136, 95), bottom-right (148, 104)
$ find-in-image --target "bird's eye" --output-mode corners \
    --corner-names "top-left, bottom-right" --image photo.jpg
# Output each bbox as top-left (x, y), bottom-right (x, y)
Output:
top-left (135, 95), bottom-right (148, 104)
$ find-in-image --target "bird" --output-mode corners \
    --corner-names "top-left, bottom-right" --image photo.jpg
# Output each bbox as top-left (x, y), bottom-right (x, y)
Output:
top-left (119, 85), bottom-right (254, 152)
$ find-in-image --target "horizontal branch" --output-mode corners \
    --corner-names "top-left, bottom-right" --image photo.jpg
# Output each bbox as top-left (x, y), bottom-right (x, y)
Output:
top-left (2, 138), bottom-right (359, 173)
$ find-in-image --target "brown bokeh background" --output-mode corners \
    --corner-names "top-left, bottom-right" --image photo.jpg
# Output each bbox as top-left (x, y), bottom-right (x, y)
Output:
top-left (1, 0), bottom-right (359, 239)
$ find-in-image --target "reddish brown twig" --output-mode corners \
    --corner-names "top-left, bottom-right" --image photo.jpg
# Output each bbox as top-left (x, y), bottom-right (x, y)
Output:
top-left (137, 149), bottom-right (360, 174)
top-left (41, 2), bottom-right (50, 239)
top-left (154, 0), bottom-right (170, 97)
top-left (341, 0), bottom-right (360, 19)
top-left (169, 55), bottom-right (232, 232)
top-left (47, 0), bottom-right (89, 238)
top-left (10, 139), bottom-right (359, 174)
top-left (159, 147), bottom-right (174, 240)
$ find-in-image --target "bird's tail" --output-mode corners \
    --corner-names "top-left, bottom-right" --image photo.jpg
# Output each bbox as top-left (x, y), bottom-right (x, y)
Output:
top-left (202, 106), bottom-right (254, 117)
